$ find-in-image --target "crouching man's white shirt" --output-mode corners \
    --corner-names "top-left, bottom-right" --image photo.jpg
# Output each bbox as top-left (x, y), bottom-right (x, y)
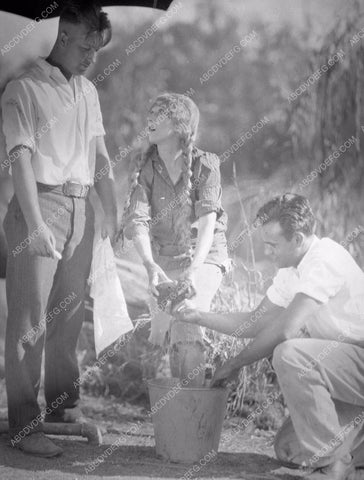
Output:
top-left (267, 235), bottom-right (364, 344)
top-left (1, 57), bottom-right (105, 186)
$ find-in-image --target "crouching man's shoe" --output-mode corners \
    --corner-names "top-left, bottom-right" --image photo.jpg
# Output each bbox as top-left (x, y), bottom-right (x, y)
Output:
top-left (13, 432), bottom-right (63, 458)
top-left (307, 454), bottom-right (354, 479)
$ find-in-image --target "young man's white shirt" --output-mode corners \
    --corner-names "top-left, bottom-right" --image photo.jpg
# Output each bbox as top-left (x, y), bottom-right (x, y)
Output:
top-left (267, 235), bottom-right (364, 344)
top-left (1, 57), bottom-right (106, 186)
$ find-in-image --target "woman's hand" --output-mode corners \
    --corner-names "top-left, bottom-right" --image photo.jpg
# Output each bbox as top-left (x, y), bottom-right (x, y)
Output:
top-left (176, 267), bottom-right (197, 301)
top-left (144, 261), bottom-right (171, 296)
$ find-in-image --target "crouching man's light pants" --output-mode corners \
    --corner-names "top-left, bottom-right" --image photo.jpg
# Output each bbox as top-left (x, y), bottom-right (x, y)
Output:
top-left (273, 338), bottom-right (364, 469)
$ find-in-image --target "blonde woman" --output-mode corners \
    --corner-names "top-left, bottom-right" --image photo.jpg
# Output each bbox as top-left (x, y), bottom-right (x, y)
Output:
top-left (121, 93), bottom-right (229, 386)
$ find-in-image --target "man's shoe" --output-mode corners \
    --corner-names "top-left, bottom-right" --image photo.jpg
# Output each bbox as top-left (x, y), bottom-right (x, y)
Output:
top-left (13, 432), bottom-right (63, 458)
top-left (44, 406), bottom-right (86, 424)
top-left (306, 454), bottom-right (354, 479)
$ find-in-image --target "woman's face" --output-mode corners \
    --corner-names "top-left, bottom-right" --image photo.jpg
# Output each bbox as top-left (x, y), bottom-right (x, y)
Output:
top-left (147, 104), bottom-right (179, 145)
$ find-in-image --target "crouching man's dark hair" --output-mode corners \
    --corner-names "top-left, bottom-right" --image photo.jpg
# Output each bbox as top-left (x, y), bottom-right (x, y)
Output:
top-left (256, 193), bottom-right (316, 240)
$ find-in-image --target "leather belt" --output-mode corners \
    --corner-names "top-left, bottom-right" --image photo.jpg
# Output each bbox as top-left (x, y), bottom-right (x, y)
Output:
top-left (37, 181), bottom-right (90, 198)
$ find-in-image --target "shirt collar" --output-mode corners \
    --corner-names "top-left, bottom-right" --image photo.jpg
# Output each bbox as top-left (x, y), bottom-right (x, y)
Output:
top-left (155, 156), bottom-right (176, 190)
top-left (36, 57), bottom-right (72, 84)
top-left (151, 145), bottom-right (163, 174)
top-left (151, 145), bottom-right (200, 169)
top-left (152, 146), bottom-right (187, 190)
top-left (297, 235), bottom-right (320, 273)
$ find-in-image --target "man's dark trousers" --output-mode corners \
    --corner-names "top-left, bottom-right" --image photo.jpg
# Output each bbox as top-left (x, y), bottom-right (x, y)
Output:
top-left (3, 186), bottom-right (94, 438)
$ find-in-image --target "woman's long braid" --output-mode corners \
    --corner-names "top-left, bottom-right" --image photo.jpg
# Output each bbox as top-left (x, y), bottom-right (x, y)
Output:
top-left (174, 133), bottom-right (194, 254)
top-left (117, 145), bottom-right (154, 249)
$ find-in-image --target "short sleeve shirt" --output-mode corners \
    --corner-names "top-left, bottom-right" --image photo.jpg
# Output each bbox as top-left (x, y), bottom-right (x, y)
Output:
top-left (267, 236), bottom-right (364, 344)
top-left (1, 57), bottom-right (105, 185)
top-left (123, 146), bottom-right (228, 267)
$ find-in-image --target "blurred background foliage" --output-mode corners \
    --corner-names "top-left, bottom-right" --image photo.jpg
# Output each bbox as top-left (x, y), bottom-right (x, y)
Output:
top-left (0, 0), bottom-right (363, 427)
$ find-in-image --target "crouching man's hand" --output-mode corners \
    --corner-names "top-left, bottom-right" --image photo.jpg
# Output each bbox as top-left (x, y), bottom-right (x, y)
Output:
top-left (210, 357), bottom-right (241, 388)
top-left (172, 299), bottom-right (202, 324)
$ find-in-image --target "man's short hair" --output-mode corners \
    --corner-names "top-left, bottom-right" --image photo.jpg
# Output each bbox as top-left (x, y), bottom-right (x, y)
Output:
top-left (60, 0), bottom-right (112, 47)
top-left (256, 193), bottom-right (316, 240)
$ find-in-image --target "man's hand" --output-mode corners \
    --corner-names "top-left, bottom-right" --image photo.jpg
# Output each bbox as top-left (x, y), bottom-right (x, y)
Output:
top-left (210, 357), bottom-right (241, 388)
top-left (173, 299), bottom-right (201, 324)
top-left (101, 215), bottom-right (117, 244)
top-left (28, 222), bottom-right (61, 259)
top-left (144, 261), bottom-right (172, 296)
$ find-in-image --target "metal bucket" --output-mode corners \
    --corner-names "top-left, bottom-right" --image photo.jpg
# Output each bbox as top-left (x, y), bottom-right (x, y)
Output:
top-left (147, 377), bottom-right (228, 463)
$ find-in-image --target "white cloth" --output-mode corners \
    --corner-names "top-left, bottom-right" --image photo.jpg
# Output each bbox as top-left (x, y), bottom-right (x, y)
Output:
top-left (267, 236), bottom-right (364, 344)
top-left (1, 57), bottom-right (105, 185)
top-left (89, 238), bottom-right (133, 357)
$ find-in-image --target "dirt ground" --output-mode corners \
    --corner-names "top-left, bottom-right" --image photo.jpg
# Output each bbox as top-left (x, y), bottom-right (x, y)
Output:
top-left (0, 394), bottom-right (306, 480)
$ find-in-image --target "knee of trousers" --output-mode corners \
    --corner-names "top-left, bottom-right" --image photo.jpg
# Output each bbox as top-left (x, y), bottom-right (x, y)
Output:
top-left (272, 339), bottom-right (307, 375)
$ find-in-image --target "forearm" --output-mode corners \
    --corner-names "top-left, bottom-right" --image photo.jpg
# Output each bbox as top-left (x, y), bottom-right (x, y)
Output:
top-left (133, 231), bottom-right (170, 293)
top-left (94, 175), bottom-right (117, 220)
top-left (11, 147), bottom-right (43, 230)
top-left (233, 324), bottom-right (286, 368)
top-left (229, 294), bottom-right (319, 368)
top-left (94, 140), bottom-right (117, 221)
top-left (133, 232), bottom-right (155, 266)
top-left (177, 297), bottom-right (282, 336)
top-left (196, 301), bottom-right (274, 336)
top-left (195, 311), bottom-right (257, 335)
top-left (190, 212), bottom-right (216, 270)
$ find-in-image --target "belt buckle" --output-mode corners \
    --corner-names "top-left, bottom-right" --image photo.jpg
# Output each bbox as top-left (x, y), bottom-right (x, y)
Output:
top-left (63, 181), bottom-right (88, 198)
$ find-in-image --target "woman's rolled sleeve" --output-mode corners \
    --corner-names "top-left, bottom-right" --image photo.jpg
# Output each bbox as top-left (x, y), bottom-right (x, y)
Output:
top-left (123, 183), bottom-right (151, 240)
top-left (123, 159), bottom-right (153, 240)
top-left (195, 153), bottom-right (223, 218)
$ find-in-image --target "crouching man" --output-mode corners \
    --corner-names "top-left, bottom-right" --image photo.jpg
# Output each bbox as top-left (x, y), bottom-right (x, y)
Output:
top-left (174, 193), bottom-right (364, 479)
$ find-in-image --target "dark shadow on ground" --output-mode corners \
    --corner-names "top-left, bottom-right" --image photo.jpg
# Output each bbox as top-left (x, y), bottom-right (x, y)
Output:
top-left (0, 433), bottom-right (303, 479)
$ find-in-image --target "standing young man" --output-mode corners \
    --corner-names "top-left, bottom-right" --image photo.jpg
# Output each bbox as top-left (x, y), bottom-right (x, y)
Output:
top-left (1, 1), bottom-right (117, 457)
top-left (175, 194), bottom-right (364, 479)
